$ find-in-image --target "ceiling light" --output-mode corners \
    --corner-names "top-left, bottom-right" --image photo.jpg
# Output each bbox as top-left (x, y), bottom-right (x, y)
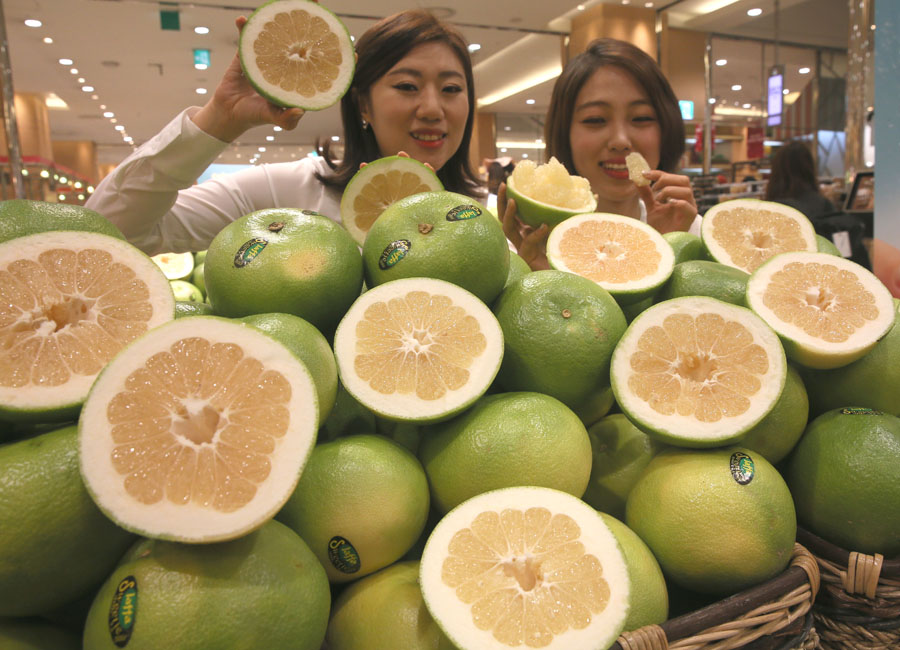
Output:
top-left (331, 135), bottom-right (340, 141)
top-left (115, 125), bottom-right (125, 131)
top-left (504, 126), bottom-right (511, 131)
top-left (266, 135), bottom-right (275, 141)
top-left (525, 98), bottom-right (536, 105)
top-left (59, 176), bottom-right (68, 184)
top-left (731, 84), bottom-right (742, 91)
top-left (467, 43), bottom-right (481, 53)
top-left (195, 64), bottom-right (208, 71)
top-left (81, 86), bottom-right (94, 92)
top-left (783, 88), bottom-right (790, 94)
top-left (194, 26), bottom-right (210, 34)
top-left (500, 147), bottom-right (508, 152)
top-left (258, 147), bottom-right (266, 152)
top-left (274, 126), bottom-right (283, 132)
top-left (45, 93), bottom-right (68, 109)
top-left (799, 67), bottom-right (810, 74)
top-left (743, 103), bottom-right (751, 108)
top-left (59, 58), bottom-right (73, 65)
top-left (74, 182), bottom-right (82, 188)
top-left (21, 169), bottom-right (29, 176)
top-left (522, 153), bottom-right (529, 158)
top-left (709, 97), bottom-right (717, 104)
top-left (103, 111), bottom-right (114, 118)
top-left (77, 77), bottom-right (85, 83)
top-left (110, 118), bottom-right (117, 124)
top-left (25, 19), bottom-right (42, 27)
top-left (91, 94), bottom-right (98, 100)
top-left (43, 37), bottom-right (53, 44)
top-left (747, 8), bottom-right (762, 16)
top-left (622, 0), bottom-right (630, 4)
top-left (715, 59), bottom-right (727, 66)
top-left (477, 62), bottom-right (562, 108)
top-left (196, 88), bottom-right (208, 94)
top-left (577, 4), bottom-right (585, 9)
top-left (78, 194), bottom-right (85, 201)
top-left (58, 194), bottom-right (66, 201)
top-left (644, 1), bottom-right (654, 6)
top-left (123, 138), bottom-right (132, 144)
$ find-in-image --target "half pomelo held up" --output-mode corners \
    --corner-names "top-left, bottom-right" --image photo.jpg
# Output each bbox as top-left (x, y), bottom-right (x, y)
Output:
top-left (505, 157), bottom-right (597, 228)
top-left (238, 0), bottom-right (355, 110)
top-left (341, 156), bottom-right (444, 246)
top-left (419, 486), bottom-right (630, 650)
top-left (0, 231), bottom-right (174, 424)
top-left (333, 277), bottom-right (503, 424)
top-left (611, 296), bottom-right (786, 447)
top-left (701, 199), bottom-right (817, 273)
top-left (745, 251), bottom-right (895, 369)
top-left (78, 316), bottom-right (319, 543)
top-left (547, 212), bottom-right (675, 305)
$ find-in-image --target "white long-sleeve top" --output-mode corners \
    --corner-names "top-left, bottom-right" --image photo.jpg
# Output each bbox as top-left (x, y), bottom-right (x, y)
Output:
top-left (86, 107), bottom-right (342, 256)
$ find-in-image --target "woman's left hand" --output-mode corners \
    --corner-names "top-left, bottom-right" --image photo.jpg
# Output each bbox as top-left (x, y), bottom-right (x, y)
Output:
top-left (638, 170), bottom-right (698, 234)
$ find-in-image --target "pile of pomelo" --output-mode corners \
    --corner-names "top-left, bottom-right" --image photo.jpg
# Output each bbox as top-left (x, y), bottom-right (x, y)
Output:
top-left (2, 153), bottom-right (900, 649)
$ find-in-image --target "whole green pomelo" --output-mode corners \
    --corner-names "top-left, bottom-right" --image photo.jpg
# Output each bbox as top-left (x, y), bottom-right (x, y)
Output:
top-left (738, 364), bottom-right (808, 464)
top-left (663, 231), bottom-right (703, 264)
top-left (0, 618), bottom-right (80, 650)
top-left (82, 520), bottom-right (330, 650)
top-left (0, 425), bottom-right (135, 616)
top-left (655, 260), bottom-right (750, 305)
top-left (0, 199), bottom-right (124, 244)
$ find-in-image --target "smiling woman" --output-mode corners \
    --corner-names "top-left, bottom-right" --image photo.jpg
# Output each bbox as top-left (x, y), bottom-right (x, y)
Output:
top-left (85, 8), bottom-right (483, 257)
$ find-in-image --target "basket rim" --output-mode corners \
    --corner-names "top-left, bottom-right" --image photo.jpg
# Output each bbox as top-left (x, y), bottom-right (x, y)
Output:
top-left (797, 527), bottom-right (900, 577)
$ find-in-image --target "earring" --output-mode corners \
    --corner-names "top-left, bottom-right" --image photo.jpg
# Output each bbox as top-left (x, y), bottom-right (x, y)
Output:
top-left (361, 118), bottom-right (369, 130)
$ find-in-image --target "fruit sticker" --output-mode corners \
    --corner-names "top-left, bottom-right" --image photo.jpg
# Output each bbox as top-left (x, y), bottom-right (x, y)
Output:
top-left (445, 204), bottom-right (482, 221)
top-left (108, 575), bottom-right (138, 647)
top-left (233, 237), bottom-right (268, 268)
top-left (328, 536), bottom-right (361, 574)
top-left (378, 239), bottom-right (411, 270)
top-left (840, 407), bottom-right (884, 416)
top-left (729, 452), bottom-right (755, 485)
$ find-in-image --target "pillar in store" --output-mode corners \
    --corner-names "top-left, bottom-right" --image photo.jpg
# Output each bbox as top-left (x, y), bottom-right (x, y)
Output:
top-left (52, 141), bottom-right (99, 185)
top-left (469, 111), bottom-right (497, 178)
top-left (568, 4), bottom-right (656, 60)
top-left (0, 93), bottom-right (53, 161)
top-left (845, 0), bottom-right (874, 181)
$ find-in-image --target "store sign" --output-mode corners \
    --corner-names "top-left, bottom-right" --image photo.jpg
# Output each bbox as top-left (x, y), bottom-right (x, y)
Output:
top-left (747, 126), bottom-right (765, 159)
top-left (193, 49), bottom-right (211, 69)
top-left (767, 66), bottom-right (784, 127)
top-left (679, 100), bottom-right (695, 121)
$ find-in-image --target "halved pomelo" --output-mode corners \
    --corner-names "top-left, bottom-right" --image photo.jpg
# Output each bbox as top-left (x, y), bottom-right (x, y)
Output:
top-left (506, 157), bottom-right (597, 228)
top-left (745, 251), bottom-right (895, 369)
top-left (78, 316), bottom-right (319, 543)
top-left (151, 251), bottom-right (195, 280)
top-left (238, 0), bottom-right (355, 110)
top-left (700, 199), bottom-right (816, 273)
top-left (547, 213), bottom-right (675, 305)
top-left (333, 277), bottom-right (504, 423)
top-left (419, 486), bottom-right (630, 650)
top-left (341, 156), bottom-right (444, 246)
top-left (0, 231), bottom-right (175, 424)
top-left (611, 296), bottom-right (786, 447)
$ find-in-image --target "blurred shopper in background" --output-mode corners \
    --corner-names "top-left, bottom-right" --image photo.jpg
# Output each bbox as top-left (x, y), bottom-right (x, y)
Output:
top-left (764, 140), bottom-right (836, 220)
top-left (86, 10), bottom-right (482, 255)
top-left (485, 157), bottom-right (515, 212)
top-left (500, 38), bottom-right (699, 269)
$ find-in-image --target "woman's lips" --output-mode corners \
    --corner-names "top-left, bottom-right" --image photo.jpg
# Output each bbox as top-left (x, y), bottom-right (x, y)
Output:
top-left (411, 132), bottom-right (446, 149)
top-left (601, 160), bottom-right (629, 180)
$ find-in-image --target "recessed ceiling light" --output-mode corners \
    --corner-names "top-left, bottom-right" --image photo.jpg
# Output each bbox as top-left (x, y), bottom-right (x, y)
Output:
top-left (715, 59), bottom-right (727, 66)
top-left (522, 153), bottom-right (529, 158)
top-left (467, 43), bottom-right (481, 53)
top-left (644, 1), bottom-right (654, 6)
top-left (266, 135), bottom-right (275, 141)
top-left (577, 4), bottom-right (585, 9)
top-left (59, 58), bottom-right (73, 66)
top-left (196, 88), bottom-right (208, 94)
top-left (81, 86), bottom-right (94, 92)
top-left (77, 77), bottom-right (85, 83)
top-left (259, 147), bottom-right (267, 153)
top-left (747, 8), bottom-right (762, 16)
top-left (103, 111), bottom-right (114, 118)
top-left (24, 19), bottom-right (42, 27)
top-left (799, 67), bottom-right (810, 74)
top-left (331, 135), bottom-right (340, 141)
top-left (783, 88), bottom-right (790, 94)
top-left (273, 126), bottom-right (283, 132)
top-left (43, 37), bottom-right (53, 44)
top-left (91, 94), bottom-right (98, 100)
top-left (110, 118), bottom-right (117, 124)
top-left (709, 97), bottom-right (717, 104)
top-left (743, 103), bottom-right (751, 108)
top-left (195, 63), bottom-right (208, 70)
top-left (731, 84), bottom-right (742, 91)
top-left (115, 125), bottom-right (125, 131)
top-left (500, 147), bottom-right (508, 152)
top-left (100, 104), bottom-right (107, 109)
top-left (194, 26), bottom-right (210, 34)
top-left (504, 126), bottom-right (511, 131)
top-left (525, 99), bottom-right (536, 105)
top-left (622, 0), bottom-right (630, 4)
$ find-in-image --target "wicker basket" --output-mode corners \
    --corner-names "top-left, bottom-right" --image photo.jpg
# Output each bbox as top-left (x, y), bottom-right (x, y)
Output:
top-left (797, 528), bottom-right (900, 650)
top-left (611, 543), bottom-right (820, 650)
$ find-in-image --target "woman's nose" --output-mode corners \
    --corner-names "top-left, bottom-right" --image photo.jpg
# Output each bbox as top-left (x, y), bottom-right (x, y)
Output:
top-left (607, 121), bottom-right (632, 152)
top-left (417, 86), bottom-right (443, 121)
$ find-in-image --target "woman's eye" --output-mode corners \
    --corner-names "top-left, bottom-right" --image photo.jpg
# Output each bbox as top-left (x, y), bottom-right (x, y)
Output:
top-left (633, 115), bottom-right (657, 123)
top-left (443, 85), bottom-right (464, 94)
top-left (581, 116), bottom-right (605, 125)
top-left (394, 82), bottom-right (418, 92)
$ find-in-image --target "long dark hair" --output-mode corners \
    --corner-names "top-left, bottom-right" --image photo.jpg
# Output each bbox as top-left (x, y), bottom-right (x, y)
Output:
top-left (318, 10), bottom-right (483, 197)
top-left (764, 140), bottom-right (818, 201)
top-left (545, 38), bottom-right (685, 174)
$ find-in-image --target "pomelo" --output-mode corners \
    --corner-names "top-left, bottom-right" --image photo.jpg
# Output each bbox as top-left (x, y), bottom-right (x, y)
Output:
top-left (0, 618), bottom-right (80, 650)
top-left (420, 486), bottom-right (630, 650)
top-left (240, 312), bottom-right (338, 423)
top-left (663, 230), bottom-right (703, 264)
top-left (318, 382), bottom-right (377, 442)
top-left (204, 207), bottom-right (363, 336)
top-left (505, 157), bottom-right (597, 228)
top-left (151, 251), bottom-right (194, 280)
top-left (362, 191), bottom-right (510, 305)
top-left (326, 561), bottom-right (454, 650)
top-left (418, 391), bottom-right (593, 514)
top-left (611, 296), bottom-right (786, 447)
top-left (276, 434), bottom-right (430, 583)
top-left (174, 300), bottom-right (214, 318)
top-left (190, 262), bottom-right (206, 298)
top-left (547, 213), bottom-right (676, 306)
top-left (238, 0), bottom-right (355, 110)
top-left (599, 513), bottom-right (668, 632)
top-left (701, 199), bottom-right (817, 273)
top-left (655, 259), bottom-right (749, 306)
top-left (572, 384), bottom-right (616, 428)
top-left (581, 413), bottom-right (667, 520)
top-left (0, 199), bottom-right (124, 244)
top-left (503, 250), bottom-right (532, 291)
top-left (786, 408), bottom-right (900, 556)
top-left (816, 234), bottom-right (842, 256)
top-left (800, 300), bottom-right (900, 417)
top-left (333, 277), bottom-right (504, 423)
top-left (625, 152), bottom-right (652, 187)
top-left (0, 231), bottom-right (175, 424)
top-left (78, 316), bottom-right (319, 543)
top-left (626, 447), bottom-right (796, 595)
top-left (82, 520), bottom-right (330, 650)
top-left (492, 270), bottom-right (626, 411)
top-left (341, 155), bottom-right (444, 246)
top-left (737, 364), bottom-right (808, 464)
top-left (745, 251), bottom-right (895, 369)
top-left (169, 279), bottom-right (203, 303)
top-left (0, 425), bottom-right (135, 617)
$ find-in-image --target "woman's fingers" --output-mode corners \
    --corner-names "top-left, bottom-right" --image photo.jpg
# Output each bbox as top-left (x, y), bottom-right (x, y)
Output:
top-left (500, 196), bottom-right (522, 249)
top-left (519, 224), bottom-right (551, 271)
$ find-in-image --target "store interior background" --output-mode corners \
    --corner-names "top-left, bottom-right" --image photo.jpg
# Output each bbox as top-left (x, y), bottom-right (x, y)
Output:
top-left (0, 0), bottom-right (892, 245)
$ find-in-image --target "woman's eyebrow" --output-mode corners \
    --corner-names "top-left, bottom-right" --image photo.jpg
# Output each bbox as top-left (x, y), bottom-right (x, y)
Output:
top-left (574, 99), bottom-right (652, 111)
top-left (385, 68), bottom-right (465, 80)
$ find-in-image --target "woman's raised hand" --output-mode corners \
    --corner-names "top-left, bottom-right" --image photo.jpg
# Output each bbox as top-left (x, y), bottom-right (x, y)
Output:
top-left (499, 183), bottom-right (550, 271)
top-left (638, 170), bottom-right (698, 234)
top-left (192, 16), bottom-right (305, 143)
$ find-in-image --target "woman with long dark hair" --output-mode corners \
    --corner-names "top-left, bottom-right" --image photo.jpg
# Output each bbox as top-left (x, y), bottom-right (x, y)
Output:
top-left (87, 10), bottom-right (482, 255)
top-left (764, 140), bottom-right (835, 220)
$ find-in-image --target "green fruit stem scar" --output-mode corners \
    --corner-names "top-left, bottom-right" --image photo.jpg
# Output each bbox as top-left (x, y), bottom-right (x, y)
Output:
top-left (562, 309), bottom-right (572, 319)
top-left (418, 223), bottom-right (433, 234)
